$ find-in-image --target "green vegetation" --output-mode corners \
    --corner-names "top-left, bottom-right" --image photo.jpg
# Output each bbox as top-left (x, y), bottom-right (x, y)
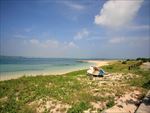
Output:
top-left (125, 58), bottom-right (150, 62)
top-left (106, 98), bottom-right (115, 108)
top-left (67, 101), bottom-right (90, 113)
top-left (122, 61), bottom-right (127, 64)
top-left (136, 57), bottom-right (150, 62)
top-left (0, 60), bottom-right (150, 113)
top-left (102, 60), bottom-right (150, 89)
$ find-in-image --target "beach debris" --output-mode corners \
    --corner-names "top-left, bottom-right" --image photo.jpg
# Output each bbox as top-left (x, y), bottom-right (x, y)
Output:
top-left (87, 66), bottom-right (105, 77)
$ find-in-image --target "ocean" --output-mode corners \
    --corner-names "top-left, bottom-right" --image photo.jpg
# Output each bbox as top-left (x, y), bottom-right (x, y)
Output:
top-left (0, 56), bottom-right (94, 80)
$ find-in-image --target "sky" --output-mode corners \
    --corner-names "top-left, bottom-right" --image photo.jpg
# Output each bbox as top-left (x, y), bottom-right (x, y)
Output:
top-left (0, 0), bottom-right (150, 58)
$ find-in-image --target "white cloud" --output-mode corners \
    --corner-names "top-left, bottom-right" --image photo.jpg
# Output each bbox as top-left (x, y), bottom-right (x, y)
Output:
top-left (108, 36), bottom-right (150, 46)
top-left (28, 39), bottom-right (79, 50)
top-left (25, 39), bottom-right (79, 57)
top-left (30, 39), bottom-right (39, 44)
top-left (95, 0), bottom-right (144, 28)
top-left (129, 24), bottom-right (150, 30)
top-left (44, 40), bottom-right (59, 48)
top-left (29, 39), bottom-right (59, 48)
top-left (74, 28), bottom-right (89, 40)
top-left (67, 41), bottom-right (78, 48)
top-left (127, 37), bottom-right (150, 47)
top-left (63, 1), bottom-right (85, 10)
top-left (109, 37), bottom-right (125, 44)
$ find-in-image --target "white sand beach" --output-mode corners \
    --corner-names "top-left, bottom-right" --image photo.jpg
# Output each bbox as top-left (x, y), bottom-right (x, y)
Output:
top-left (0, 60), bottom-right (114, 81)
top-left (80, 60), bottom-right (115, 67)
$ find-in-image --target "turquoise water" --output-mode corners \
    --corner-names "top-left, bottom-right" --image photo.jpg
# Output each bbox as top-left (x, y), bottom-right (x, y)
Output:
top-left (0, 56), bottom-right (93, 79)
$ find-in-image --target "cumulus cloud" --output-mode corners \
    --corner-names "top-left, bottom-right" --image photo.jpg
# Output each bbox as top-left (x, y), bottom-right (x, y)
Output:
top-left (6, 38), bottom-right (78, 57)
top-left (67, 41), bottom-right (78, 48)
top-left (28, 39), bottom-right (78, 49)
top-left (74, 28), bottom-right (89, 40)
top-left (29, 39), bottom-right (59, 48)
top-left (95, 0), bottom-right (144, 28)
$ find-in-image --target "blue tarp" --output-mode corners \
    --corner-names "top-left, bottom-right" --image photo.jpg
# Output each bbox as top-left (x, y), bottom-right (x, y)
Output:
top-left (99, 69), bottom-right (105, 76)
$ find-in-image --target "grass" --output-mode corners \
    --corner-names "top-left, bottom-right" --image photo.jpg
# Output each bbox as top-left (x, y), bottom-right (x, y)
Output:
top-left (102, 61), bottom-right (150, 88)
top-left (0, 60), bottom-right (150, 113)
top-left (67, 101), bottom-right (90, 113)
top-left (106, 98), bottom-right (115, 108)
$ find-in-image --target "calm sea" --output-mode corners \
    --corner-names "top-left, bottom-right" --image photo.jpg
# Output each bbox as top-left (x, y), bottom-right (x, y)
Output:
top-left (0, 56), bottom-right (93, 79)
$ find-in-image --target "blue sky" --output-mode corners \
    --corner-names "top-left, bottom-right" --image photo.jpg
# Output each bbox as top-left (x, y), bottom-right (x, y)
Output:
top-left (0, 0), bottom-right (150, 58)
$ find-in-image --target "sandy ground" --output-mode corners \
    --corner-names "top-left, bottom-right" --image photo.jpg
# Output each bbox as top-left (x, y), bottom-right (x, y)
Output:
top-left (81, 60), bottom-right (115, 67)
top-left (83, 73), bottom-right (142, 113)
top-left (28, 72), bottom-right (143, 113)
top-left (0, 69), bottom-right (79, 81)
top-left (140, 62), bottom-right (150, 70)
top-left (29, 97), bottom-right (71, 113)
top-left (102, 90), bottom-right (142, 113)
top-left (0, 69), bottom-right (78, 81)
top-left (0, 60), bottom-right (112, 81)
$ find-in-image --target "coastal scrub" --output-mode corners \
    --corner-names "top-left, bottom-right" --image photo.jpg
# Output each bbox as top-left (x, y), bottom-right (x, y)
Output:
top-left (0, 60), bottom-right (149, 113)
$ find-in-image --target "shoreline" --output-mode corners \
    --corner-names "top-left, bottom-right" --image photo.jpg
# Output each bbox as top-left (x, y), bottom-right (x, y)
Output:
top-left (80, 60), bottom-right (115, 67)
top-left (0, 60), bottom-right (113, 81)
top-left (1, 60), bottom-right (148, 113)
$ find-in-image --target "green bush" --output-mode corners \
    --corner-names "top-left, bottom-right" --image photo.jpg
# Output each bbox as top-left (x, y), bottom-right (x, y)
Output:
top-left (106, 66), bottom-right (113, 69)
top-left (142, 80), bottom-right (150, 89)
top-left (67, 101), bottom-right (90, 113)
top-left (106, 99), bottom-right (115, 108)
top-left (136, 58), bottom-right (150, 62)
top-left (122, 61), bottom-right (127, 64)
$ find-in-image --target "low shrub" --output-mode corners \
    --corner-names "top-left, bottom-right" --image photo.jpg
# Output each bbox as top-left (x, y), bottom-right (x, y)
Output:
top-left (67, 101), bottom-right (90, 113)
